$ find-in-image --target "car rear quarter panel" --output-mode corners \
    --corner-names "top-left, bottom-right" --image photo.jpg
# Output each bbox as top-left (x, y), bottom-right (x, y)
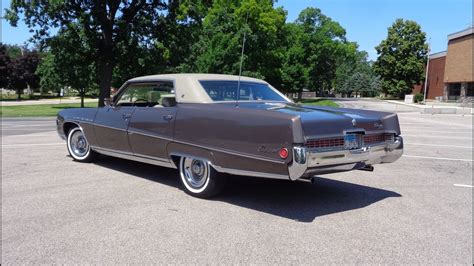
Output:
top-left (171, 103), bottom-right (298, 175)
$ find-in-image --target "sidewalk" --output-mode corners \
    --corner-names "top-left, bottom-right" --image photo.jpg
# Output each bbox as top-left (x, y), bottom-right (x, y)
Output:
top-left (385, 100), bottom-right (473, 114)
top-left (0, 98), bottom-right (97, 106)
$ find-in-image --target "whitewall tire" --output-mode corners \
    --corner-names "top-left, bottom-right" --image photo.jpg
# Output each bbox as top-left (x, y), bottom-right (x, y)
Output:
top-left (67, 127), bottom-right (97, 162)
top-left (179, 156), bottom-right (225, 198)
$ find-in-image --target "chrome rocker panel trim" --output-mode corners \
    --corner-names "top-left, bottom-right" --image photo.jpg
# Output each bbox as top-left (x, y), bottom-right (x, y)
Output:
top-left (91, 146), bottom-right (177, 169)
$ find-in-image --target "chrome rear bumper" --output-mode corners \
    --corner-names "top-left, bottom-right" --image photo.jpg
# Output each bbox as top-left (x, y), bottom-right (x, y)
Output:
top-left (288, 136), bottom-right (404, 180)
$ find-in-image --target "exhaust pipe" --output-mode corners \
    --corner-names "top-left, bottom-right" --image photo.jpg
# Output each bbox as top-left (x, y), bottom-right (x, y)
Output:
top-left (298, 177), bottom-right (317, 184)
top-left (359, 165), bottom-right (374, 172)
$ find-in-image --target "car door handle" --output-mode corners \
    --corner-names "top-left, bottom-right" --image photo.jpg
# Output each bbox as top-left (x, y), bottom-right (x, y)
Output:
top-left (122, 113), bottom-right (132, 120)
top-left (163, 114), bottom-right (174, 121)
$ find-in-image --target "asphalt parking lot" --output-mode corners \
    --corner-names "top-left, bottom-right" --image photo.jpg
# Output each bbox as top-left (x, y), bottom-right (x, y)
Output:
top-left (1, 99), bottom-right (472, 264)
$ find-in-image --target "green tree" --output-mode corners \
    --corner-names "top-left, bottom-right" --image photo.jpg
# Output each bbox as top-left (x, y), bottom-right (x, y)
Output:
top-left (48, 29), bottom-right (99, 107)
top-left (281, 8), bottom-right (349, 100)
top-left (374, 19), bottom-right (428, 98)
top-left (281, 23), bottom-right (308, 97)
top-left (5, 1), bottom-right (209, 106)
top-left (334, 49), bottom-right (381, 97)
top-left (190, 0), bottom-right (287, 86)
top-left (341, 71), bottom-right (381, 98)
top-left (0, 44), bottom-right (11, 89)
top-left (4, 44), bottom-right (22, 59)
top-left (35, 53), bottom-right (64, 96)
top-left (7, 51), bottom-right (41, 100)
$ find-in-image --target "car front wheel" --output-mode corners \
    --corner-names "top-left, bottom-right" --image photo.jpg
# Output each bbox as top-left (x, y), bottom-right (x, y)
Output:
top-left (179, 156), bottom-right (225, 198)
top-left (67, 127), bottom-right (97, 162)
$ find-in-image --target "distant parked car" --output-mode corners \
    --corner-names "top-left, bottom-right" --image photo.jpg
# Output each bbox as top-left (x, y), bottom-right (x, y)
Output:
top-left (57, 74), bottom-right (403, 198)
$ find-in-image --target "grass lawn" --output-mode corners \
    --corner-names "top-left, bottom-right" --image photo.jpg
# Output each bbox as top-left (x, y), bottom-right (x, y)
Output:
top-left (1, 102), bottom-right (98, 117)
top-left (296, 98), bottom-right (339, 107)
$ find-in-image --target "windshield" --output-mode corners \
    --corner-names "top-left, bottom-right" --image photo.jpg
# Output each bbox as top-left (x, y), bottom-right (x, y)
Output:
top-left (199, 80), bottom-right (288, 102)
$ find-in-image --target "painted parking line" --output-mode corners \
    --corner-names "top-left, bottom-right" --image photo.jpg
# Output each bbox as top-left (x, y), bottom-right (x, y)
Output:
top-left (453, 184), bottom-right (473, 188)
top-left (402, 130), bottom-right (472, 134)
top-left (405, 143), bottom-right (472, 149)
top-left (0, 124), bottom-right (54, 128)
top-left (403, 155), bottom-right (473, 162)
top-left (402, 135), bottom-right (472, 140)
top-left (1, 128), bottom-right (54, 131)
top-left (1, 143), bottom-right (64, 147)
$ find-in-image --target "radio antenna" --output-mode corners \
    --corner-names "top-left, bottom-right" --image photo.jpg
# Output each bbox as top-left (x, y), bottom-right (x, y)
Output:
top-left (236, 11), bottom-right (249, 107)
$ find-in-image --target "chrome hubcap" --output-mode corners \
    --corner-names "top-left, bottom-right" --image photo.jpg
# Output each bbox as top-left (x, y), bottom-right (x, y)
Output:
top-left (70, 130), bottom-right (89, 157)
top-left (183, 158), bottom-right (208, 189)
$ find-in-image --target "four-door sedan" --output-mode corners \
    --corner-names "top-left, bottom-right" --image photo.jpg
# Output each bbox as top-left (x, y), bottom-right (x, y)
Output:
top-left (57, 73), bottom-right (403, 198)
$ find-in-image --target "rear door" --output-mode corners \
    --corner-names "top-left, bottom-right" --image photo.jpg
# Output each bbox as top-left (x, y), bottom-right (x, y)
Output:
top-left (127, 81), bottom-right (178, 160)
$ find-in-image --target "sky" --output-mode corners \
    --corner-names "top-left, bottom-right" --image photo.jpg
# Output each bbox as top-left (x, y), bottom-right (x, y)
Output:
top-left (1, 0), bottom-right (472, 60)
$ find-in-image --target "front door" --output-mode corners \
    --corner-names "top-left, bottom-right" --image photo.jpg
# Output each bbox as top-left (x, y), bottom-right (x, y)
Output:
top-left (94, 106), bottom-right (135, 153)
top-left (93, 82), bottom-right (158, 153)
top-left (127, 81), bottom-right (177, 160)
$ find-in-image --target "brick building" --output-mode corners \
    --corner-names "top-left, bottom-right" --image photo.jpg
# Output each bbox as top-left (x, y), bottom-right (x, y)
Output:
top-left (414, 27), bottom-right (473, 101)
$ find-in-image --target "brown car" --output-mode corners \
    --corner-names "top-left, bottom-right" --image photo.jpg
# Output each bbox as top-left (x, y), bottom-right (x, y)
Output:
top-left (57, 74), bottom-right (403, 198)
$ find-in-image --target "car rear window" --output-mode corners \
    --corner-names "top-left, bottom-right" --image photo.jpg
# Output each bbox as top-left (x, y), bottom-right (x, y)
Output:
top-left (199, 80), bottom-right (287, 102)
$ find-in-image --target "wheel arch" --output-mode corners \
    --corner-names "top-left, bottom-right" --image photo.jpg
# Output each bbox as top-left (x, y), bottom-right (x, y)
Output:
top-left (63, 121), bottom-right (80, 136)
top-left (167, 142), bottom-right (220, 169)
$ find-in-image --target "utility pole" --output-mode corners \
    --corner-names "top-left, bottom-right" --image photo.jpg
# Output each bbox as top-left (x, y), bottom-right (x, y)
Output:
top-left (422, 38), bottom-right (431, 104)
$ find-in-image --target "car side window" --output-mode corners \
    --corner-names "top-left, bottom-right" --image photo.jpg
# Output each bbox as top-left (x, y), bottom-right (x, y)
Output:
top-left (115, 82), bottom-right (176, 107)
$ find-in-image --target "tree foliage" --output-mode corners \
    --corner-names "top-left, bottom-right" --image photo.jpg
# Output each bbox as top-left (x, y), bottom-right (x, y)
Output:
top-left (5, 2), bottom-right (427, 104)
top-left (5, 0), bottom-right (210, 106)
top-left (0, 44), bottom-right (40, 100)
top-left (190, 0), bottom-right (286, 87)
top-left (281, 7), bottom-right (351, 100)
top-left (334, 50), bottom-right (381, 97)
top-left (374, 19), bottom-right (428, 98)
top-left (0, 45), bottom-right (10, 89)
top-left (35, 53), bottom-right (63, 96)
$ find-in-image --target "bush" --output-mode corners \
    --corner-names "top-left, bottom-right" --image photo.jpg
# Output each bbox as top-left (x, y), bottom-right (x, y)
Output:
top-left (414, 93), bottom-right (424, 103)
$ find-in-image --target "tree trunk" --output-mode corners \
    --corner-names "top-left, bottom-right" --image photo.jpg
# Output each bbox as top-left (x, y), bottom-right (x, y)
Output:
top-left (97, 15), bottom-right (115, 108)
top-left (297, 88), bottom-right (303, 102)
top-left (97, 56), bottom-right (113, 107)
top-left (16, 89), bottom-right (21, 101)
top-left (80, 89), bottom-right (84, 108)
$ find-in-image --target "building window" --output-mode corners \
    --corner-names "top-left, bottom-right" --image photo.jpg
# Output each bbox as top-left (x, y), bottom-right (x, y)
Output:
top-left (467, 83), bottom-right (474, 97)
top-left (448, 83), bottom-right (461, 100)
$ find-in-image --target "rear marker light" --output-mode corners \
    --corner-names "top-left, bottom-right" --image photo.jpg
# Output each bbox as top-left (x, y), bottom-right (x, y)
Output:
top-left (279, 148), bottom-right (289, 159)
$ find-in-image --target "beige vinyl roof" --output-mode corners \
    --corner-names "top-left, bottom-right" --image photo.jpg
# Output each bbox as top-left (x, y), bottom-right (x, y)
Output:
top-left (126, 73), bottom-right (289, 103)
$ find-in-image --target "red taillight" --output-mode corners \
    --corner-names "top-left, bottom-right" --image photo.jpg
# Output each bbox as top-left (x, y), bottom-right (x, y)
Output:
top-left (279, 148), bottom-right (288, 159)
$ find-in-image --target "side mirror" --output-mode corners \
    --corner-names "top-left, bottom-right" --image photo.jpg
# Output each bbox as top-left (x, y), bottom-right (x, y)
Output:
top-left (104, 97), bottom-right (113, 107)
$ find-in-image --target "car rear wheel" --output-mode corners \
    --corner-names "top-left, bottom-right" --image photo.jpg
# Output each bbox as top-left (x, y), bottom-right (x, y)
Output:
top-left (179, 156), bottom-right (225, 198)
top-left (67, 127), bottom-right (97, 162)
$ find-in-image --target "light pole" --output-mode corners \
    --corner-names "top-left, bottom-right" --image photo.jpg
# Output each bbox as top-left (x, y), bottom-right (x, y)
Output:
top-left (422, 38), bottom-right (431, 104)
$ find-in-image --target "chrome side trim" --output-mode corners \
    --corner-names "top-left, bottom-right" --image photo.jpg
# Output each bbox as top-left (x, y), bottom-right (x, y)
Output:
top-left (211, 164), bottom-right (289, 180)
top-left (171, 138), bottom-right (285, 164)
top-left (128, 129), bottom-right (173, 141)
top-left (91, 146), bottom-right (177, 169)
top-left (94, 123), bottom-right (127, 132)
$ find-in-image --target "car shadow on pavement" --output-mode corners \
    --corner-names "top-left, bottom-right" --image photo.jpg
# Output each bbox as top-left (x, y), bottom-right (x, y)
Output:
top-left (94, 156), bottom-right (401, 223)
top-left (218, 175), bottom-right (401, 222)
